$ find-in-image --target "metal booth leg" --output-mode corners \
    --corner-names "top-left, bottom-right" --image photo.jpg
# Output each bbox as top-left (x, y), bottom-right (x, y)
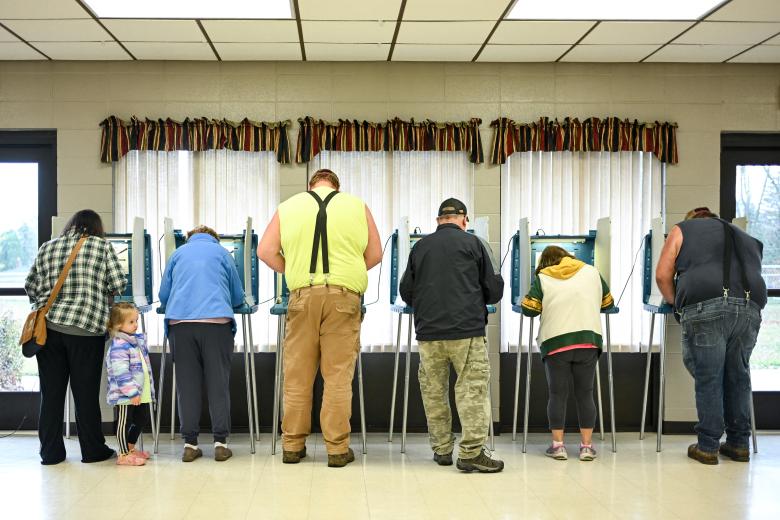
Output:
top-left (271, 316), bottom-right (284, 455)
top-left (153, 336), bottom-right (167, 453)
top-left (640, 313), bottom-right (656, 440)
top-left (512, 314), bottom-right (524, 441)
top-left (522, 317), bottom-right (534, 454)
top-left (357, 348), bottom-right (367, 455)
top-left (388, 313), bottom-right (403, 442)
top-left (241, 315), bottom-right (256, 454)
top-left (657, 314), bottom-right (668, 452)
top-left (248, 317), bottom-right (260, 442)
top-left (401, 314), bottom-right (413, 454)
top-left (595, 364), bottom-right (605, 441)
top-left (750, 391), bottom-right (758, 454)
top-left (605, 314), bottom-right (617, 453)
top-left (170, 364), bottom-right (177, 440)
top-left (65, 384), bottom-right (71, 439)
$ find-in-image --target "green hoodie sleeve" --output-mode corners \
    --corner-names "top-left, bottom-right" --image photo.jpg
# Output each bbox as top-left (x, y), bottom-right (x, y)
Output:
top-left (520, 274), bottom-right (543, 317)
top-left (600, 275), bottom-right (615, 310)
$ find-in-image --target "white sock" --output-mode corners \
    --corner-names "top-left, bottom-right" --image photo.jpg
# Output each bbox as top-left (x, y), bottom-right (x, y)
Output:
top-left (184, 443), bottom-right (198, 450)
top-left (214, 441), bottom-right (228, 449)
top-left (552, 441), bottom-right (564, 448)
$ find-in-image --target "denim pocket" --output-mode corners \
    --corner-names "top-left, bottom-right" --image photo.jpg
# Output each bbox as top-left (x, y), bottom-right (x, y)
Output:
top-left (691, 316), bottom-right (720, 348)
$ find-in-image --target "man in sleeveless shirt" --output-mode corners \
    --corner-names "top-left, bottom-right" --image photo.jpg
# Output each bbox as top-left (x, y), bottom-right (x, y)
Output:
top-left (656, 207), bottom-right (766, 465)
top-left (258, 169), bottom-right (382, 467)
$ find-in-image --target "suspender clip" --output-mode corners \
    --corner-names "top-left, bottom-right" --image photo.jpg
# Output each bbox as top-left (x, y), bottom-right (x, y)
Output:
top-left (745, 290), bottom-right (750, 301)
top-left (722, 287), bottom-right (729, 299)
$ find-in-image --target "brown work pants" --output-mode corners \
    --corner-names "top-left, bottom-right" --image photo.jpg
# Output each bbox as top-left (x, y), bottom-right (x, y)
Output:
top-left (282, 285), bottom-right (361, 455)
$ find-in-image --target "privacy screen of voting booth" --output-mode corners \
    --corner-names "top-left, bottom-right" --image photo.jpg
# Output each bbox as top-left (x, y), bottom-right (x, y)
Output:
top-left (105, 217), bottom-right (154, 310)
top-left (510, 217), bottom-right (612, 306)
top-left (218, 229), bottom-right (259, 313)
top-left (642, 217), bottom-right (673, 312)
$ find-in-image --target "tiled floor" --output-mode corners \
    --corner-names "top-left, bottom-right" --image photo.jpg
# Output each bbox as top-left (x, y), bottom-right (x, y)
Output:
top-left (1, 432), bottom-right (779, 519)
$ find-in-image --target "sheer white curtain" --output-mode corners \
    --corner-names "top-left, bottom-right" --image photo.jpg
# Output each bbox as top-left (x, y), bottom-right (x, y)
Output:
top-left (114, 150), bottom-right (280, 350)
top-left (311, 150), bottom-right (474, 351)
top-left (500, 151), bottom-right (664, 353)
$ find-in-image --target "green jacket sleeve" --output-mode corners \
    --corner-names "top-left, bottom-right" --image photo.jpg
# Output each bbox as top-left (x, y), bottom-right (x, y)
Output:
top-left (600, 275), bottom-right (615, 310)
top-left (520, 275), bottom-right (543, 317)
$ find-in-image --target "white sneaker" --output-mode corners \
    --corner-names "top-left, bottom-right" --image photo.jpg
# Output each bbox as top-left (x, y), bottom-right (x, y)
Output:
top-left (545, 443), bottom-right (568, 460)
top-left (579, 445), bottom-right (597, 461)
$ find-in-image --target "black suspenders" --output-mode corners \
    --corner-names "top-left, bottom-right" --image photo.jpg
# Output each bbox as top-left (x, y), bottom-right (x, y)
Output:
top-left (718, 219), bottom-right (751, 301)
top-left (307, 190), bottom-right (339, 285)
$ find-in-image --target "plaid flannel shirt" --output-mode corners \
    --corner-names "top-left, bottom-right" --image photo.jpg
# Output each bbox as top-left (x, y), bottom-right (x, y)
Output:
top-left (25, 232), bottom-right (126, 334)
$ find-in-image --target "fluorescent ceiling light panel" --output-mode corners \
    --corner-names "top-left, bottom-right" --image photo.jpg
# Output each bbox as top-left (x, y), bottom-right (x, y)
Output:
top-left (507, 0), bottom-right (723, 21)
top-left (83, 0), bottom-right (292, 19)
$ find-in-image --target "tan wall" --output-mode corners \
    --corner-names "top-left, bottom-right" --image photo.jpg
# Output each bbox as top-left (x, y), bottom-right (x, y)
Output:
top-left (1, 60), bottom-right (779, 422)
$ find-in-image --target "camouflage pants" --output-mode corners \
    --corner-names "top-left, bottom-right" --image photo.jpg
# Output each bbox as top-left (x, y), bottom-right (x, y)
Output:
top-left (418, 337), bottom-right (490, 459)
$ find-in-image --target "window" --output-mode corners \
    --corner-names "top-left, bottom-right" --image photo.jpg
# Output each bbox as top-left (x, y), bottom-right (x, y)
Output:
top-left (501, 151), bottom-right (664, 353)
top-left (0, 131), bottom-right (56, 393)
top-left (114, 149), bottom-right (280, 350)
top-left (311, 151), bottom-right (475, 351)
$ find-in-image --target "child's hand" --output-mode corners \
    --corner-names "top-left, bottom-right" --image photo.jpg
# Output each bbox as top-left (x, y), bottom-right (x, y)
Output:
top-left (130, 396), bottom-right (141, 405)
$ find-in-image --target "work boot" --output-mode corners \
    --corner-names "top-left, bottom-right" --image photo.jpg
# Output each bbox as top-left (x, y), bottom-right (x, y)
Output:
top-left (456, 448), bottom-right (504, 473)
top-left (182, 446), bottom-right (203, 463)
top-left (720, 442), bottom-right (750, 462)
top-left (433, 452), bottom-right (453, 466)
top-left (282, 446), bottom-right (307, 464)
top-left (687, 444), bottom-right (718, 465)
top-left (214, 446), bottom-right (233, 462)
top-left (328, 448), bottom-right (355, 468)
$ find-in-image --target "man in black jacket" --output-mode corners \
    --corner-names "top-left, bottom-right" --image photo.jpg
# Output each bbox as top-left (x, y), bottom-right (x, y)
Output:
top-left (399, 198), bottom-right (504, 473)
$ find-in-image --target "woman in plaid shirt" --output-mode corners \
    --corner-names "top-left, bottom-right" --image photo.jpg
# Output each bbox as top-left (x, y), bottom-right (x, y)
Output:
top-left (25, 209), bottom-right (126, 465)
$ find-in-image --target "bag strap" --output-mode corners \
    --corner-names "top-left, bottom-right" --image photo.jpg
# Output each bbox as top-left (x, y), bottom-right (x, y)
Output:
top-left (41, 236), bottom-right (88, 315)
top-left (307, 190), bottom-right (339, 284)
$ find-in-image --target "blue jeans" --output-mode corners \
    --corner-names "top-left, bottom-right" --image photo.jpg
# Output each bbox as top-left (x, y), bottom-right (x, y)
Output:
top-left (680, 297), bottom-right (762, 452)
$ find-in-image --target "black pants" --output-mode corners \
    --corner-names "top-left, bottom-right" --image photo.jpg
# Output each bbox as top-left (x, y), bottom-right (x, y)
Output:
top-left (543, 349), bottom-right (599, 430)
top-left (169, 322), bottom-right (233, 445)
top-left (36, 328), bottom-right (114, 464)
top-left (116, 404), bottom-right (150, 455)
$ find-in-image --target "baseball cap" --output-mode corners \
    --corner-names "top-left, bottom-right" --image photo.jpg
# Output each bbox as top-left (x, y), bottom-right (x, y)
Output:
top-left (438, 198), bottom-right (468, 217)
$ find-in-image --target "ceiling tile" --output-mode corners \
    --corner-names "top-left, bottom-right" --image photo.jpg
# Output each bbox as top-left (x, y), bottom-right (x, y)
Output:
top-left (397, 21), bottom-right (494, 44)
top-left (392, 43), bottom-right (480, 61)
top-left (676, 21), bottom-right (780, 44)
top-left (0, 41), bottom-right (46, 59)
top-left (491, 21), bottom-right (593, 45)
top-left (201, 20), bottom-right (299, 43)
top-left (645, 44), bottom-right (750, 62)
top-left (582, 22), bottom-right (692, 45)
top-left (728, 44), bottom-right (780, 62)
top-left (0, 0), bottom-right (88, 19)
top-left (123, 42), bottom-right (216, 60)
top-left (562, 44), bottom-right (659, 62)
top-left (302, 21), bottom-right (395, 44)
top-left (102, 20), bottom-right (204, 42)
top-left (214, 42), bottom-right (301, 60)
top-left (2, 19), bottom-right (111, 42)
top-left (298, 0), bottom-right (401, 21)
top-left (478, 44), bottom-right (568, 62)
top-left (34, 41), bottom-right (130, 60)
top-left (307, 43), bottom-right (389, 60)
top-left (708, 0), bottom-right (780, 22)
top-left (403, 0), bottom-right (509, 21)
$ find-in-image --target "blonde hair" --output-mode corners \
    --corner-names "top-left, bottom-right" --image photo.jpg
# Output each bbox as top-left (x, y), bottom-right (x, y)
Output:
top-left (684, 207), bottom-right (718, 220)
top-left (107, 303), bottom-right (138, 337)
top-left (309, 169), bottom-right (340, 190)
top-left (187, 225), bottom-right (219, 241)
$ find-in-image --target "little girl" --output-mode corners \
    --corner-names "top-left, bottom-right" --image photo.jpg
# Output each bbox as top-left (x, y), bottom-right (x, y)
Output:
top-left (521, 246), bottom-right (614, 462)
top-left (105, 302), bottom-right (155, 466)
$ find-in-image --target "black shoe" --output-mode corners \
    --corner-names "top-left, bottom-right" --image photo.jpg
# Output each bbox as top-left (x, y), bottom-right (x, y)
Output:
top-left (433, 452), bottom-right (453, 466)
top-left (687, 444), bottom-right (719, 465)
top-left (719, 442), bottom-right (750, 462)
top-left (282, 446), bottom-right (307, 464)
top-left (328, 448), bottom-right (355, 468)
top-left (456, 448), bottom-right (504, 473)
top-left (82, 448), bottom-right (116, 463)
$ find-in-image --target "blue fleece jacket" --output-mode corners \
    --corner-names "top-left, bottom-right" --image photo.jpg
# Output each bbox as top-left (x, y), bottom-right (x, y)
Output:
top-left (158, 234), bottom-right (245, 330)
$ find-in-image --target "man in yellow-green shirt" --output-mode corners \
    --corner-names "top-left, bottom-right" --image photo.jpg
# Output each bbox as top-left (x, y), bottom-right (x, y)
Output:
top-left (258, 169), bottom-right (382, 467)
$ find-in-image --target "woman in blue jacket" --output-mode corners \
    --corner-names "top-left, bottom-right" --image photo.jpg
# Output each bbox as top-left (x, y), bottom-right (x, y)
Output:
top-left (159, 225), bottom-right (245, 463)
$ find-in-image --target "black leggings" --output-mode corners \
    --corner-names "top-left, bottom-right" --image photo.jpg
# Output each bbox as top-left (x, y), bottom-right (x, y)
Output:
top-left (543, 348), bottom-right (599, 430)
top-left (116, 404), bottom-right (150, 455)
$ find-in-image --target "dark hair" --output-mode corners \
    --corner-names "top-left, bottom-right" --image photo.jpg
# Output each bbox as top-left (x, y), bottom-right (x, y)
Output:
top-left (685, 206), bottom-right (719, 220)
top-left (61, 209), bottom-right (105, 238)
top-left (309, 169), bottom-right (340, 190)
top-left (535, 245), bottom-right (575, 275)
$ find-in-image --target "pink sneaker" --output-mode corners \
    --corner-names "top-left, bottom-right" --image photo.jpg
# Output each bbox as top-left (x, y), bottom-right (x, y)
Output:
top-left (117, 453), bottom-right (146, 466)
top-left (131, 449), bottom-right (151, 460)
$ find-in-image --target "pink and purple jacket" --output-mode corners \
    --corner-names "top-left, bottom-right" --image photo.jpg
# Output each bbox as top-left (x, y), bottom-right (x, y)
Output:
top-left (105, 332), bottom-right (156, 406)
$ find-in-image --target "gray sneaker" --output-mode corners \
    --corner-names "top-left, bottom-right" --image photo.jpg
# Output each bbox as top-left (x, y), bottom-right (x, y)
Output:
top-left (579, 445), bottom-right (597, 461)
top-left (545, 444), bottom-right (568, 460)
top-left (433, 452), bottom-right (453, 466)
top-left (456, 448), bottom-right (504, 473)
